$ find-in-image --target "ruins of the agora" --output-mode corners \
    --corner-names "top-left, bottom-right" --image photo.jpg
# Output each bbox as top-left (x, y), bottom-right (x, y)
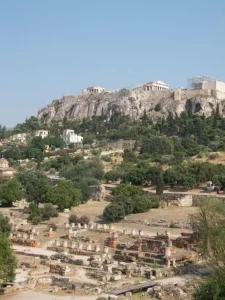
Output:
top-left (4, 203), bottom-right (199, 299)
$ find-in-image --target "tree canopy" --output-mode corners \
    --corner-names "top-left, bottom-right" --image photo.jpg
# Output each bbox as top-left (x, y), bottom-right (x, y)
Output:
top-left (0, 236), bottom-right (17, 284)
top-left (46, 180), bottom-right (81, 210)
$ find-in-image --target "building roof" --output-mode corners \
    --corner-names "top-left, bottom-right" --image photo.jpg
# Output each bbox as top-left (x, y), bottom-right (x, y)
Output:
top-left (87, 86), bottom-right (105, 89)
top-left (145, 80), bottom-right (169, 86)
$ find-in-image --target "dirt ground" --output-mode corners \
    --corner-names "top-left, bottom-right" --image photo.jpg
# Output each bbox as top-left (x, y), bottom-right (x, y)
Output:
top-left (3, 290), bottom-right (105, 300)
top-left (70, 200), bottom-right (196, 224)
top-left (69, 201), bottom-right (194, 238)
top-left (71, 201), bottom-right (109, 221)
top-left (126, 206), bottom-right (197, 222)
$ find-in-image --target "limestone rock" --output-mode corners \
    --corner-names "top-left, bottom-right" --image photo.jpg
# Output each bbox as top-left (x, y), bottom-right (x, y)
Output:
top-left (37, 89), bottom-right (225, 123)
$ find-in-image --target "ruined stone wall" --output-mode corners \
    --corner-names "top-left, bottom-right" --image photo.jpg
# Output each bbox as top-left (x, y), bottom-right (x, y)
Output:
top-left (145, 190), bottom-right (225, 207)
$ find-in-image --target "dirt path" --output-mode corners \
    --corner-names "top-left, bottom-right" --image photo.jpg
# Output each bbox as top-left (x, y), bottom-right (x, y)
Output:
top-left (4, 290), bottom-right (107, 300)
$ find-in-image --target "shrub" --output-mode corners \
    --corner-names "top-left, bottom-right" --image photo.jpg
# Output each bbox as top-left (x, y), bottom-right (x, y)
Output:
top-left (133, 196), bottom-right (152, 213)
top-left (69, 214), bottom-right (79, 224)
top-left (49, 168), bottom-right (56, 175)
top-left (208, 153), bottom-right (219, 160)
top-left (101, 155), bottom-right (111, 162)
top-left (149, 196), bottom-right (160, 208)
top-left (31, 215), bottom-right (42, 225)
top-left (68, 214), bottom-right (89, 225)
top-left (196, 152), bottom-right (203, 159)
top-left (0, 213), bottom-right (12, 237)
top-left (79, 215), bottom-right (90, 225)
top-left (154, 104), bottom-right (161, 112)
top-left (160, 155), bottom-right (175, 164)
top-left (91, 149), bottom-right (101, 156)
top-left (41, 203), bottom-right (58, 220)
top-left (105, 170), bottom-right (122, 182)
top-left (103, 203), bottom-right (125, 222)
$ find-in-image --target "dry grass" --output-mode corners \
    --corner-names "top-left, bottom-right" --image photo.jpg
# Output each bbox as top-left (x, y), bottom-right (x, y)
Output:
top-left (127, 206), bottom-right (197, 222)
top-left (71, 200), bottom-right (109, 221)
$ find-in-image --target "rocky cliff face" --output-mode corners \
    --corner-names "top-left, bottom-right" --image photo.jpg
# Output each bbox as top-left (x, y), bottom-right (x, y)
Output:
top-left (37, 89), bottom-right (225, 122)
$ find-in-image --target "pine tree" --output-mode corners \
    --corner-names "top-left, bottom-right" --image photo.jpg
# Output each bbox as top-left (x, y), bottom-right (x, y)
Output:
top-left (156, 172), bottom-right (164, 198)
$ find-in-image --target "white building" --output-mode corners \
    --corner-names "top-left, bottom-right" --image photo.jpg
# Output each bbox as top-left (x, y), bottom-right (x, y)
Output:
top-left (9, 133), bottom-right (27, 143)
top-left (62, 129), bottom-right (83, 145)
top-left (143, 81), bottom-right (169, 91)
top-left (82, 86), bottom-right (106, 95)
top-left (34, 130), bottom-right (49, 139)
top-left (0, 158), bottom-right (15, 178)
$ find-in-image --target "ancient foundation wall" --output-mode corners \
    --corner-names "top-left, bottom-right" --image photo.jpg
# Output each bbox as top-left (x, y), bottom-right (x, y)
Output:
top-left (145, 190), bottom-right (225, 207)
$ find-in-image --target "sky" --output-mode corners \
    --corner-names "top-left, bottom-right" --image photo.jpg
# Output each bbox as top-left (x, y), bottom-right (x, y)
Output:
top-left (0, 0), bottom-right (225, 127)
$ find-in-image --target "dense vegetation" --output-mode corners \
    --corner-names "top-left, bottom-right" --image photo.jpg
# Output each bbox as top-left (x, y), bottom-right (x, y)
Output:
top-left (103, 185), bottom-right (159, 222)
top-left (0, 213), bottom-right (17, 284)
top-left (2, 108), bottom-right (225, 222)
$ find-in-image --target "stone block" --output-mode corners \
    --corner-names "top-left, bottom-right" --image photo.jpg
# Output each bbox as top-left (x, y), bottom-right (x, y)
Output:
top-left (56, 239), bottom-right (61, 247)
top-left (112, 273), bottom-right (122, 281)
top-left (104, 246), bottom-right (109, 253)
top-left (131, 229), bottom-right (136, 236)
top-left (95, 244), bottom-right (100, 252)
top-left (71, 241), bottom-right (76, 249)
top-left (86, 244), bottom-right (92, 251)
top-left (78, 242), bottom-right (83, 250)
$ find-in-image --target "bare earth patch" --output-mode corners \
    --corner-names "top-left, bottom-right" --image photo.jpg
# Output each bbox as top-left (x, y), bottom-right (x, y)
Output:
top-left (71, 201), bottom-right (109, 221)
top-left (126, 206), bottom-right (197, 223)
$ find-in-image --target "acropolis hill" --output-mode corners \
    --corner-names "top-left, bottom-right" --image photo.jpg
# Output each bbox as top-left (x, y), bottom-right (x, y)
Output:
top-left (37, 77), bottom-right (225, 122)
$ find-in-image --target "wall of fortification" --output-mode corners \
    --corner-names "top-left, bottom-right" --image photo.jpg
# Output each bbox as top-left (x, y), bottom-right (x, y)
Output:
top-left (173, 89), bottom-right (212, 101)
top-left (212, 90), bottom-right (225, 100)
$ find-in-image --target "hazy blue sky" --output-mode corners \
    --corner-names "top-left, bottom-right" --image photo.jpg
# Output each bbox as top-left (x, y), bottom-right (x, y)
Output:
top-left (0, 0), bottom-right (225, 127)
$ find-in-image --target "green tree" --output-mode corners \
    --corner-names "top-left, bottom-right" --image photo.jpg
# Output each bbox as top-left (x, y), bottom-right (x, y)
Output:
top-left (124, 167), bottom-right (147, 185)
top-left (73, 180), bottom-right (91, 203)
top-left (154, 104), bottom-right (161, 112)
top-left (0, 179), bottom-right (23, 206)
top-left (140, 136), bottom-right (173, 156)
top-left (163, 168), bottom-right (181, 187)
top-left (147, 166), bottom-right (161, 185)
top-left (181, 173), bottom-right (196, 189)
top-left (103, 203), bottom-right (125, 222)
top-left (41, 203), bottom-right (58, 220)
top-left (83, 133), bottom-right (96, 145)
top-left (112, 184), bottom-right (144, 198)
top-left (123, 149), bottom-right (137, 163)
top-left (193, 271), bottom-right (225, 300)
top-left (156, 172), bottom-right (164, 197)
top-left (46, 180), bottom-right (81, 210)
top-left (133, 196), bottom-right (152, 213)
top-left (191, 198), bottom-right (225, 299)
top-left (191, 198), bottom-right (225, 270)
top-left (112, 195), bottom-right (134, 215)
top-left (18, 171), bottom-right (51, 206)
top-left (0, 213), bottom-right (12, 237)
top-left (0, 236), bottom-right (17, 284)
top-left (105, 170), bottom-right (122, 182)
